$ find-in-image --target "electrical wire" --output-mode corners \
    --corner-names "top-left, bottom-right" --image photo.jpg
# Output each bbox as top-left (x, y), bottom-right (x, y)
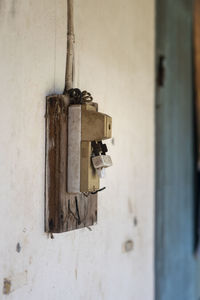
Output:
top-left (64, 0), bottom-right (74, 93)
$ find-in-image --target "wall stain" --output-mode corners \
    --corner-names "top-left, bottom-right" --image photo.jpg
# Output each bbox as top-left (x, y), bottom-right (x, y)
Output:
top-left (0, 0), bottom-right (17, 17)
top-left (3, 278), bottom-right (11, 295)
top-left (128, 198), bottom-right (133, 214)
top-left (124, 240), bottom-right (134, 253)
top-left (133, 216), bottom-right (138, 227)
top-left (16, 242), bottom-right (21, 253)
top-left (10, 0), bottom-right (16, 17)
top-left (3, 270), bottom-right (28, 295)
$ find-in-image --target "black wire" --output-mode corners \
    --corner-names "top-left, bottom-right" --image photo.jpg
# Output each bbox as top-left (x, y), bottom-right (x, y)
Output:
top-left (75, 196), bottom-right (81, 225)
top-left (91, 187), bottom-right (106, 194)
top-left (67, 88), bottom-right (93, 104)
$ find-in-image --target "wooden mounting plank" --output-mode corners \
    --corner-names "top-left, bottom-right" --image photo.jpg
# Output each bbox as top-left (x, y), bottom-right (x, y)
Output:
top-left (45, 94), bottom-right (97, 233)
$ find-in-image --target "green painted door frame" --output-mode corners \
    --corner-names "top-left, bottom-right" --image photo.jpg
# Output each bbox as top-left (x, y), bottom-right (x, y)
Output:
top-left (155, 0), bottom-right (199, 299)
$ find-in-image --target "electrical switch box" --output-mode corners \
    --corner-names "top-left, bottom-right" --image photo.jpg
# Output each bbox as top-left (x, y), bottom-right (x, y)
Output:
top-left (68, 103), bottom-right (112, 193)
top-left (45, 0), bottom-right (113, 234)
top-left (45, 92), bottom-right (112, 234)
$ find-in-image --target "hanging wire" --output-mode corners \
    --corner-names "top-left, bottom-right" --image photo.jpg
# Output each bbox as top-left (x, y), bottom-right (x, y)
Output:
top-left (64, 0), bottom-right (74, 93)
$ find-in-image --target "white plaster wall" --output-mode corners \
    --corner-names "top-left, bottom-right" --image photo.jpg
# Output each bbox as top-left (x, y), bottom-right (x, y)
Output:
top-left (0, 0), bottom-right (155, 299)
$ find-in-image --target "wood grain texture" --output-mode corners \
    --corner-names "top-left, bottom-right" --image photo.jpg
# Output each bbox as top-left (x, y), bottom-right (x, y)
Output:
top-left (45, 94), bottom-right (97, 233)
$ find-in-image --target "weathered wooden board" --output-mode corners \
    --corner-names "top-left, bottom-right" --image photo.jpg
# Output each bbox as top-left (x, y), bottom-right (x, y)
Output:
top-left (45, 94), bottom-right (97, 233)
